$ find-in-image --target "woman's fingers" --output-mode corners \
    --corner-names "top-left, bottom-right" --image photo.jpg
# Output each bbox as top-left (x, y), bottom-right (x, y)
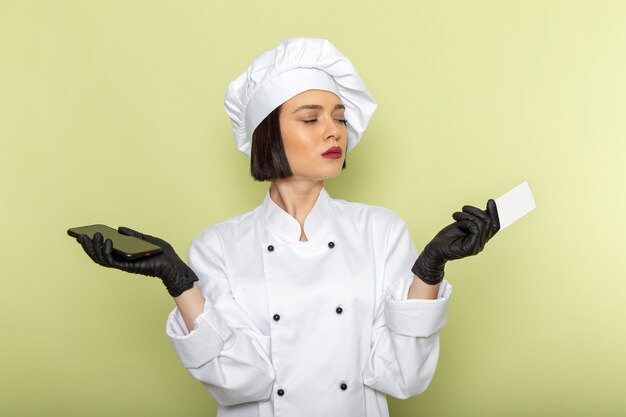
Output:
top-left (452, 211), bottom-right (489, 254)
top-left (459, 200), bottom-right (500, 243)
top-left (118, 226), bottom-right (144, 239)
top-left (454, 220), bottom-right (481, 256)
top-left (77, 234), bottom-right (97, 263)
top-left (101, 238), bottom-right (116, 267)
top-left (91, 232), bottom-right (108, 265)
top-left (486, 199), bottom-right (500, 232)
top-left (118, 225), bottom-right (164, 247)
top-left (455, 219), bottom-right (478, 235)
top-left (462, 205), bottom-right (492, 225)
top-left (453, 211), bottom-right (477, 223)
top-left (85, 232), bottom-right (117, 268)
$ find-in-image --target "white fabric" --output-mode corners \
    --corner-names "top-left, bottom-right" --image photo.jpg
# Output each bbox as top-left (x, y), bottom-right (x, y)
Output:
top-left (166, 189), bottom-right (452, 416)
top-left (224, 38), bottom-right (377, 157)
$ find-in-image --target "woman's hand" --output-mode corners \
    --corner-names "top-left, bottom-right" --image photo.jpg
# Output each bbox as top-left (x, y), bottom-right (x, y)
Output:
top-left (412, 199), bottom-right (500, 285)
top-left (76, 226), bottom-right (198, 297)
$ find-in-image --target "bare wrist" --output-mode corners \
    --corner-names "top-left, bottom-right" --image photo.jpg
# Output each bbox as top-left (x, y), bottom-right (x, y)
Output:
top-left (407, 275), bottom-right (440, 300)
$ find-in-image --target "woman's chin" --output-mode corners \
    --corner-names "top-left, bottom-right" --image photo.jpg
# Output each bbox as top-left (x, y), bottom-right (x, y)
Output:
top-left (318, 165), bottom-right (344, 181)
top-left (287, 163), bottom-right (345, 183)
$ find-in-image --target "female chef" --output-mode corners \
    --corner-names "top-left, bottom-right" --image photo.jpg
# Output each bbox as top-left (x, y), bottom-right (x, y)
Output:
top-left (76, 38), bottom-right (499, 417)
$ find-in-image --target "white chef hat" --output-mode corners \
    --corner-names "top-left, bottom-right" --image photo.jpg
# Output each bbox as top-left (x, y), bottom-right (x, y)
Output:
top-left (224, 38), bottom-right (377, 157)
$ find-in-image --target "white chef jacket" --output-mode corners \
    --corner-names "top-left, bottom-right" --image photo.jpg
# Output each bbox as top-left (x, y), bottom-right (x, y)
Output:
top-left (166, 188), bottom-right (452, 417)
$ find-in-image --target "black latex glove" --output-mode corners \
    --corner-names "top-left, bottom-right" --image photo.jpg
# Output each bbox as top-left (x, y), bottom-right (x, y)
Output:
top-left (77, 226), bottom-right (198, 297)
top-left (412, 199), bottom-right (500, 285)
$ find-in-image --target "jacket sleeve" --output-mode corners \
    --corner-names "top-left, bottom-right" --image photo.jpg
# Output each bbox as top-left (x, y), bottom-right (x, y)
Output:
top-left (362, 215), bottom-right (452, 399)
top-left (166, 227), bottom-right (275, 407)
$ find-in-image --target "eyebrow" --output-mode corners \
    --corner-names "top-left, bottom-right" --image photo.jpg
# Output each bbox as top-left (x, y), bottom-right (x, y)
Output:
top-left (292, 104), bottom-right (345, 113)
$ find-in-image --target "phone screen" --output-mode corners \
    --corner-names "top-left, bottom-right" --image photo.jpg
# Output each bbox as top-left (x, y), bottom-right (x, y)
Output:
top-left (67, 224), bottom-right (163, 260)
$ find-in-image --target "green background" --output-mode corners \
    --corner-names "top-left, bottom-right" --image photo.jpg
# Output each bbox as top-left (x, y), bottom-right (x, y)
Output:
top-left (2, 0), bottom-right (625, 416)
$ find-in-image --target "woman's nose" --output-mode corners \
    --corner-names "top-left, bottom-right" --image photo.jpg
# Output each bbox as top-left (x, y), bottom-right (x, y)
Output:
top-left (323, 116), bottom-right (340, 141)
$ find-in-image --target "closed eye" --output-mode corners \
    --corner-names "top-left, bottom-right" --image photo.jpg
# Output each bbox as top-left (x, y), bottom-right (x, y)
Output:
top-left (301, 118), bottom-right (347, 125)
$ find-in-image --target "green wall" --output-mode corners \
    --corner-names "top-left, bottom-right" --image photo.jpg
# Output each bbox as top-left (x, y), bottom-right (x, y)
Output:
top-left (2, 1), bottom-right (625, 416)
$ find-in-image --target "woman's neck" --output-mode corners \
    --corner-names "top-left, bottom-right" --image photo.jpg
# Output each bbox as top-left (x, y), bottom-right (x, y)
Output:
top-left (269, 179), bottom-right (324, 241)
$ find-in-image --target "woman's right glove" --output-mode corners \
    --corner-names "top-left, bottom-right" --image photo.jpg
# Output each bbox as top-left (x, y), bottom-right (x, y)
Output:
top-left (412, 199), bottom-right (500, 285)
top-left (76, 226), bottom-right (198, 297)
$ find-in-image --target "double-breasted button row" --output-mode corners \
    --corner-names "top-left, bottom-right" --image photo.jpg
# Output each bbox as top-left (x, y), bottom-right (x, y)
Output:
top-left (272, 306), bottom-right (343, 323)
top-left (276, 384), bottom-right (347, 397)
top-left (266, 242), bottom-right (335, 252)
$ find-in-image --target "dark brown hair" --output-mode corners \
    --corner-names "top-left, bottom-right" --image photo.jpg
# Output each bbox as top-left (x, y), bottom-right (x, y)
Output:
top-left (250, 105), bottom-right (347, 181)
top-left (251, 107), bottom-right (292, 181)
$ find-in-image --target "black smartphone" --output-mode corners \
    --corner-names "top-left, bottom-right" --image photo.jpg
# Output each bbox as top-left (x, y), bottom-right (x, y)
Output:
top-left (67, 224), bottom-right (163, 260)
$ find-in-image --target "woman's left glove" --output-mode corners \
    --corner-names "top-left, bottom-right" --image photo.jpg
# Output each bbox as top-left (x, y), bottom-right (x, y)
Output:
top-left (76, 226), bottom-right (198, 297)
top-left (412, 199), bottom-right (500, 285)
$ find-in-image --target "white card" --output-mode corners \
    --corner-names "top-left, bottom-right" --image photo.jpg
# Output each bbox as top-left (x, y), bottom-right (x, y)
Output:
top-left (494, 181), bottom-right (536, 230)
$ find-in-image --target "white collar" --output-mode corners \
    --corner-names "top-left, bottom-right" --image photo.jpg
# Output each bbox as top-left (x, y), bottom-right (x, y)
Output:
top-left (261, 188), bottom-right (334, 243)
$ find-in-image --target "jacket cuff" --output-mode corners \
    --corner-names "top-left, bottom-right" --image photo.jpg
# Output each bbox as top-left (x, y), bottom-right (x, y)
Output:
top-left (384, 278), bottom-right (452, 338)
top-left (166, 300), bottom-right (233, 369)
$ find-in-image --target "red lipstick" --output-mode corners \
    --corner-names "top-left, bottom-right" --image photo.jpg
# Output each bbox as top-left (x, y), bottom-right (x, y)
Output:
top-left (322, 146), bottom-right (343, 159)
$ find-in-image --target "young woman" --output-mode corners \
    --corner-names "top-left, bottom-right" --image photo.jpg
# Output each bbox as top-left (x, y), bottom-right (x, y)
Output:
top-left (76, 38), bottom-right (499, 417)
